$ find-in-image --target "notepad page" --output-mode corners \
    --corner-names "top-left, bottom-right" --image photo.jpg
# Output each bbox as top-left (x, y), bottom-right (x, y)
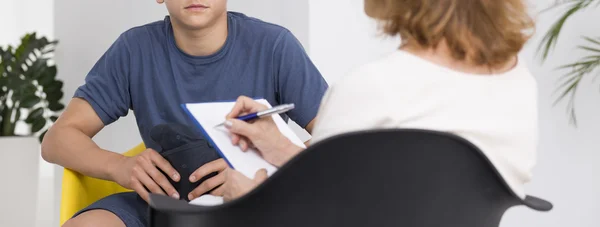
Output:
top-left (184, 99), bottom-right (306, 179)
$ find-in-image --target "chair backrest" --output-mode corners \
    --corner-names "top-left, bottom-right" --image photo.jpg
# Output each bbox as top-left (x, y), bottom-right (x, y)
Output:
top-left (59, 143), bottom-right (146, 225)
top-left (149, 129), bottom-right (548, 227)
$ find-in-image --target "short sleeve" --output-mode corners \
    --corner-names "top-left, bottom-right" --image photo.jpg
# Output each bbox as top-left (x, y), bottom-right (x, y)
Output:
top-left (73, 34), bottom-right (132, 125)
top-left (310, 69), bottom-right (391, 144)
top-left (272, 30), bottom-right (329, 128)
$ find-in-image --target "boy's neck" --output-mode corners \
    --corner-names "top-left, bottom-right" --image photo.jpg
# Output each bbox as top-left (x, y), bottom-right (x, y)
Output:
top-left (171, 13), bottom-right (228, 57)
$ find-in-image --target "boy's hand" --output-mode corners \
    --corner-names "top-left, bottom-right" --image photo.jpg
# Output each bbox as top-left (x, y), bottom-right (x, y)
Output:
top-left (111, 148), bottom-right (180, 202)
top-left (187, 158), bottom-right (229, 200)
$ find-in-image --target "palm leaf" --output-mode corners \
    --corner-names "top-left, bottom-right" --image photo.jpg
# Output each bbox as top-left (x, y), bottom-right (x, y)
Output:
top-left (537, 0), bottom-right (597, 62)
top-left (552, 36), bottom-right (600, 125)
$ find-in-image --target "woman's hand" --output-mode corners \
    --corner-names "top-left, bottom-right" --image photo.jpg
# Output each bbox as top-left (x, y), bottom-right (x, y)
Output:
top-left (225, 96), bottom-right (303, 167)
top-left (222, 168), bottom-right (268, 202)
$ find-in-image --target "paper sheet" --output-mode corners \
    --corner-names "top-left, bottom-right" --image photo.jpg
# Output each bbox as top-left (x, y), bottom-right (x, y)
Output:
top-left (183, 99), bottom-right (306, 179)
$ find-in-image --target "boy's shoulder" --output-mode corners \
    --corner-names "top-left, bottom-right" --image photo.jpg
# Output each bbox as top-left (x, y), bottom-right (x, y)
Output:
top-left (229, 11), bottom-right (288, 32)
top-left (119, 17), bottom-right (168, 43)
top-left (228, 11), bottom-right (293, 41)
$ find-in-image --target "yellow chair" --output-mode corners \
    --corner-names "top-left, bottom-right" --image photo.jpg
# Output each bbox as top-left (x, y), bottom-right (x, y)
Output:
top-left (59, 143), bottom-right (146, 226)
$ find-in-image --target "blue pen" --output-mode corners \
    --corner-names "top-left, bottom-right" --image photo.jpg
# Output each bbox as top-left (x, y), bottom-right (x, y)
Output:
top-left (214, 103), bottom-right (295, 127)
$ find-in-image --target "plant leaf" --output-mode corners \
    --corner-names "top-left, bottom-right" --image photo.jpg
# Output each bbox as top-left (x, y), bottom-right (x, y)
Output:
top-left (43, 80), bottom-right (63, 94)
top-left (583, 36), bottom-right (600, 46)
top-left (42, 48), bottom-right (55, 55)
top-left (557, 60), bottom-right (598, 69)
top-left (26, 107), bottom-right (44, 123)
top-left (34, 65), bottom-right (56, 80)
top-left (15, 34), bottom-right (33, 66)
top-left (14, 108), bottom-right (21, 123)
top-left (46, 90), bottom-right (64, 103)
top-left (48, 103), bottom-right (65, 111)
top-left (27, 58), bottom-right (47, 79)
top-left (31, 117), bottom-right (46, 133)
top-left (577, 45), bottom-right (600, 53)
top-left (537, 0), bottom-right (592, 61)
top-left (38, 130), bottom-right (47, 143)
top-left (553, 74), bottom-right (582, 106)
top-left (37, 68), bottom-right (56, 86)
top-left (20, 95), bottom-right (41, 108)
top-left (551, 34), bottom-right (600, 125)
top-left (6, 72), bottom-right (27, 90)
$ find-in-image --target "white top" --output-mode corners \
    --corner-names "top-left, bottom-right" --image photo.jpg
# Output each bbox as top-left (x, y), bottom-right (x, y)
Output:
top-left (311, 50), bottom-right (538, 199)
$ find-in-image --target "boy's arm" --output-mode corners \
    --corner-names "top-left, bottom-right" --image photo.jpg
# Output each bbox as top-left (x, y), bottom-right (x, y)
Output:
top-left (41, 32), bottom-right (133, 181)
top-left (303, 119), bottom-right (316, 146)
top-left (273, 30), bottom-right (329, 133)
top-left (41, 98), bottom-right (123, 181)
top-left (305, 119), bottom-right (316, 134)
top-left (41, 32), bottom-right (181, 201)
top-left (41, 98), bottom-right (181, 202)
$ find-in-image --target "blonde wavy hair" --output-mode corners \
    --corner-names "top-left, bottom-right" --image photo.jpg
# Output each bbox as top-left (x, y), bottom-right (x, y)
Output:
top-left (365, 0), bottom-right (535, 68)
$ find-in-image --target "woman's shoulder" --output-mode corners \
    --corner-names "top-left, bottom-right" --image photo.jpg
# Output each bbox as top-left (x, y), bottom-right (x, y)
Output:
top-left (334, 51), bottom-right (437, 94)
top-left (340, 52), bottom-right (407, 83)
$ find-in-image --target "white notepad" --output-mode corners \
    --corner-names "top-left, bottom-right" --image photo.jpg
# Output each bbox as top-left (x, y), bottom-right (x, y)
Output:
top-left (182, 99), bottom-right (306, 179)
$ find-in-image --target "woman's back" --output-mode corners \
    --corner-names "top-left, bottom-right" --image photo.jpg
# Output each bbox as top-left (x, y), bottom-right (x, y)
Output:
top-left (311, 0), bottom-right (537, 199)
top-left (311, 49), bottom-right (537, 199)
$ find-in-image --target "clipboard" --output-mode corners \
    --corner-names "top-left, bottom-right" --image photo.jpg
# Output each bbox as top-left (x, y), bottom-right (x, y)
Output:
top-left (181, 98), bottom-right (306, 178)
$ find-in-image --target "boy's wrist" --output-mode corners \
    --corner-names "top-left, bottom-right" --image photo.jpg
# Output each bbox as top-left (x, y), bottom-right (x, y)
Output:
top-left (104, 151), bottom-right (127, 182)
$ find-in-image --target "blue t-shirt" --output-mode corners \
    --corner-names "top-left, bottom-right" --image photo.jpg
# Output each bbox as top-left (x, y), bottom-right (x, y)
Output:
top-left (74, 12), bottom-right (328, 150)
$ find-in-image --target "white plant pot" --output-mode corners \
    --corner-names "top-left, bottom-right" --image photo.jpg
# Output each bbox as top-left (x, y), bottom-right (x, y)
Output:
top-left (0, 137), bottom-right (40, 227)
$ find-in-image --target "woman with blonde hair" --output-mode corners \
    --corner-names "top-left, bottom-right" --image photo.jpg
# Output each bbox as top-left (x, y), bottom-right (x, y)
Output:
top-left (214, 0), bottom-right (539, 201)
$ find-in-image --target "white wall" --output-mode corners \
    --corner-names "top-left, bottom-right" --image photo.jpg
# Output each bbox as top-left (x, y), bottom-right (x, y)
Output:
top-left (228, 0), bottom-right (309, 50)
top-left (0, 0), bottom-right (18, 46)
top-left (0, 0), bottom-right (53, 46)
top-left (306, 0), bottom-right (599, 227)
top-left (308, 0), bottom-right (399, 84)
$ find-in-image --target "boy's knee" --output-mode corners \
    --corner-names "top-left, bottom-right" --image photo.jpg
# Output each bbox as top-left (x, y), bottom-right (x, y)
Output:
top-left (62, 210), bottom-right (125, 227)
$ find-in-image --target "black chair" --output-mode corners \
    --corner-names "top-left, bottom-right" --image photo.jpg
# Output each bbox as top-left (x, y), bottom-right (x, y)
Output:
top-left (148, 129), bottom-right (552, 227)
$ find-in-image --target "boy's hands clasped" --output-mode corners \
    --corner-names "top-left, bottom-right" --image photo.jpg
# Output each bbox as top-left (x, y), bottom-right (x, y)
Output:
top-left (110, 148), bottom-right (233, 202)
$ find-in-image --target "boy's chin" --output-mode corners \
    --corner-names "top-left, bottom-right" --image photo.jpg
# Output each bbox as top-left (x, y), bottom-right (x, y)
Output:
top-left (176, 16), bottom-right (221, 30)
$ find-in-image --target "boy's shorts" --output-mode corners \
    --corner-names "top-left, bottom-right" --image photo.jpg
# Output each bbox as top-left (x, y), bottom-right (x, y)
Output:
top-left (73, 192), bottom-right (149, 227)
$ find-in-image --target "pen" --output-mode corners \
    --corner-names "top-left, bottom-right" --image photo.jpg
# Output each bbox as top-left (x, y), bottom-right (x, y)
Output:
top-left (214, 103), bottom-right (295, 127)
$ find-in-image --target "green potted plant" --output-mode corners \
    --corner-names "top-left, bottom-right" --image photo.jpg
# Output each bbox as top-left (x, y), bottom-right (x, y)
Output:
top-left (0, 32), bottom-right (64, 226)
top-left (538, 0), bottom-right (600, 126)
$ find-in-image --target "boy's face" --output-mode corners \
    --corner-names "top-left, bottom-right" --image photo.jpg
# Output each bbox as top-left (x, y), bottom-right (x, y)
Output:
top-left (158, 0), bottom-right (227, 29)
